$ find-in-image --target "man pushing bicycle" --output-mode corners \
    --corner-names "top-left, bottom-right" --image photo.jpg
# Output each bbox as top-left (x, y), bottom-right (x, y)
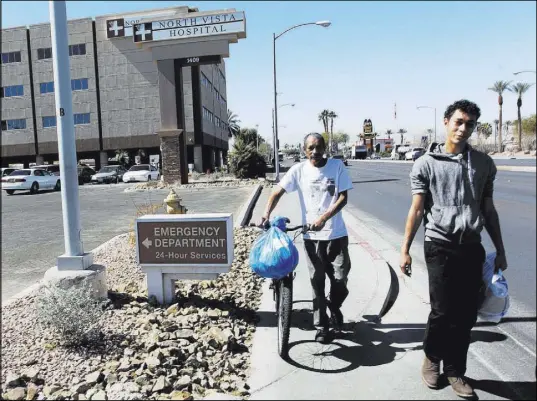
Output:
top-left (258, 133), bottom-right (354, 344)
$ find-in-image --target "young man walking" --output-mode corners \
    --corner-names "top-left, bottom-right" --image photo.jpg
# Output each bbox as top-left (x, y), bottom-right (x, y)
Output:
top-left (259, 133), bottom-right (353, 344)
top-left (400, 99), bottom-right (508, 398)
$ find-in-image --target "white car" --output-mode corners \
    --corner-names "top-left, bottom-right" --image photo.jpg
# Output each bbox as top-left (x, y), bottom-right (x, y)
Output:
top-left (1, 168), bottom-right (61, 195)
top-left (405, 147), bottom-right (426, 161)
top-left (122, 164), bottom-right (160, 183)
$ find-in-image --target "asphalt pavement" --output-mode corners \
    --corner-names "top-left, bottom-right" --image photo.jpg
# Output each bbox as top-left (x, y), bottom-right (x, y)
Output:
top-left (1, 183), bottom-right (254, 302)
top-left (341, 159), bottom-right (536, 389)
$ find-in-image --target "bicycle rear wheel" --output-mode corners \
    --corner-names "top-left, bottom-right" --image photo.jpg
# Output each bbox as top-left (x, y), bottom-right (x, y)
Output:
top-left (277, 274), bottom-right (293, 359)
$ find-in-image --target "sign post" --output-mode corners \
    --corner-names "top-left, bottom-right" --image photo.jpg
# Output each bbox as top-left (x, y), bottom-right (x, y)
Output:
top-left (136, 213), bottom-right (234, 304)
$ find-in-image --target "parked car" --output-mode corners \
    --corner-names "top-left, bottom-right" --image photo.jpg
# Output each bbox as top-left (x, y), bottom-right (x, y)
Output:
top-left (369, 153), bottom-right (381, 160)
top-left (1, 168), bottom-right (61, 195)
top-left (405, 147), bottom-right (426, 161)
top-left (91, 165), bottom-right (127, 184)
top-left (123, 164), bottom-right (160, 183)
top-left (1, 168), bottom-right (16, 177)
top-left (34, 164), bottom-right (60, 176)
top-left (78, 166), bottom-right (96, 184)
top-left (35, 164), bottom-right (96, 185)
top-left (330, 154), bottom-right (348, 166)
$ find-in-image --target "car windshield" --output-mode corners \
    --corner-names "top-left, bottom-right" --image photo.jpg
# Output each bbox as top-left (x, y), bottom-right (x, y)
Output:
top-left (99, 166), bottom-right (118, 173)
top-left (10, 170), bottom-right (31, 176)
top-left (129, 165), bottom-right (150, 172)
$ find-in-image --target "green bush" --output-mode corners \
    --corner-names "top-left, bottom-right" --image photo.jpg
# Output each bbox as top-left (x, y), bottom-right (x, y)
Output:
top-left (228, 137), bottom-right (267, 179)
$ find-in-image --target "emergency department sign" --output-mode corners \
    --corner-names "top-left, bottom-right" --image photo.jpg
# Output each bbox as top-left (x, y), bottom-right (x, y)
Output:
top-left (135, 213), bottom-right (234, 268)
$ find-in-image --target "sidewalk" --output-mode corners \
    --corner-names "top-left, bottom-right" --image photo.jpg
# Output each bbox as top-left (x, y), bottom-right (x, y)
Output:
top-left (245, 185), bottom-right (533, 400)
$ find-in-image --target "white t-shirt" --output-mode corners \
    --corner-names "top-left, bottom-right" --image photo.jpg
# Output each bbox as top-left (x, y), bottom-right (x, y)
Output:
top-left (278, 158), bottom-right (353, 240)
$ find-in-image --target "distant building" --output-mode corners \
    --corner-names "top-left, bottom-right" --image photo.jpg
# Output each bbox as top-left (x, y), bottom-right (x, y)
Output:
top-left (356, 136), bottom-right (394, 153)
top-left (1, 6), bottom-right (246, 179)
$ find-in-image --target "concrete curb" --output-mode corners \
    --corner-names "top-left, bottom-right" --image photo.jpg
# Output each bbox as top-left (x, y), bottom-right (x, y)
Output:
top-left (342, 210), bottom-right (396, 321)
top-left (343, 207), bottom-right (431, 306)
top-left (235, 184), bottom-right (263, 228)
top-left (1, 233), bottom-right (129, 307)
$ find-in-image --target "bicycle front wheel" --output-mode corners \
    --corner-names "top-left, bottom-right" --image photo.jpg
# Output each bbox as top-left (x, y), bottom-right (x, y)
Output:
top-left (277, 274), bottom-right (293, 359)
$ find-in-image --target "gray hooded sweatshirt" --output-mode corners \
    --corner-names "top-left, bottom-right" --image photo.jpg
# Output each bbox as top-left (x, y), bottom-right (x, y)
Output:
top-left (410, 143), bottom-right (497, 244)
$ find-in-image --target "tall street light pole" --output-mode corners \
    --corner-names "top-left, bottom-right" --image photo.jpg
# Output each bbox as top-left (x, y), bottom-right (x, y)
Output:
top-left (273, 21), bottom-right (330, 182)
top-left (49, 0), bottom-right (92, 270)
top-left (417, 105), bottom-right (437, 143)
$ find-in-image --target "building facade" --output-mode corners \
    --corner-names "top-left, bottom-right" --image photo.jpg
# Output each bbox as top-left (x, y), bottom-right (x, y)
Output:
top-left (1, 6), bottom-right (242, 175)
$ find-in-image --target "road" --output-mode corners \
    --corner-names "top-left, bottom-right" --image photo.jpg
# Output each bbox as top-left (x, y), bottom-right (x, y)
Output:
top-left (338, 159), bottom-right (536, 364)
top-left (280, 156), bottom-right (536, 354)
top-left (1, 183), bottom-right (253, 302)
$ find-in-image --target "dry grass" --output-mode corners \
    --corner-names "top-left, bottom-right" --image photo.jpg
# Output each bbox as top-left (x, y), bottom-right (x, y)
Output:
top-left (128, 201), bottom-right (165, 247)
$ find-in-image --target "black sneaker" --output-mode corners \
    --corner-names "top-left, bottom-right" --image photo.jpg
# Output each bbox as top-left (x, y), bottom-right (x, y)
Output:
top-left (315, 327), bottom-right (332, 344)
top-left (328, 301), bottom-right (344, 330)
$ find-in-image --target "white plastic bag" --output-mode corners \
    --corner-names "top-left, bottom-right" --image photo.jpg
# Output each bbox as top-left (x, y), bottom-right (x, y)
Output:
top-left (478, 252), bottom-right (510, 323)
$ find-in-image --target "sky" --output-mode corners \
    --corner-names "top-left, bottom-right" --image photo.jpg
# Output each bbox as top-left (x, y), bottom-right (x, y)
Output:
top-left (2, 1), bottom-right (536, 146)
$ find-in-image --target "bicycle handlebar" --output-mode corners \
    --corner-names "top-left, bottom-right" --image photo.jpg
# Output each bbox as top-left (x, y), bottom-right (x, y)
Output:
top-left (248, 220), bottom-right (311, 233)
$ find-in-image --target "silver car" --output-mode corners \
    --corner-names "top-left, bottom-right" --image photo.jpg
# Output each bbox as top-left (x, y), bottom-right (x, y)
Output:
top-left (91, 165), bottom-right (127, 184)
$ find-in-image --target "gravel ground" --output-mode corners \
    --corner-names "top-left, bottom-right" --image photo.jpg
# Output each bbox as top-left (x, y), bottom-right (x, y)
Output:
top-left (1, 228), bottom-right (264, 401)
top-left (124, 179), bottom-right (272, 193)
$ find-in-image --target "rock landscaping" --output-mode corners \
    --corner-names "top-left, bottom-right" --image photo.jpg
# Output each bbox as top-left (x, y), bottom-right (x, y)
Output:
top-left (1, 228), bottom-right (264, 401)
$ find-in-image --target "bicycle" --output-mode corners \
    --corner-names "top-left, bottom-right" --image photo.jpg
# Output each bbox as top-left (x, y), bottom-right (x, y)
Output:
top-left (251, 218), bottom-right (310, 359)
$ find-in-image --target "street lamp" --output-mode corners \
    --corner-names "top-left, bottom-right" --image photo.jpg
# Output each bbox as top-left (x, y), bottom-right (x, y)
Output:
top-left (272, 104), bottom-right (295, 166)
top-left (513, 70), bottom-right (536, 75)
top-left (417, 105), bottom-right (437, 143)
top-left (273, 21), bottom-right (331, 181)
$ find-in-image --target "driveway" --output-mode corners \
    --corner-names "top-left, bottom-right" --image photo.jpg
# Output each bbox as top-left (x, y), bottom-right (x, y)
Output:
top-left (1, 183), bottom-right (253, 302)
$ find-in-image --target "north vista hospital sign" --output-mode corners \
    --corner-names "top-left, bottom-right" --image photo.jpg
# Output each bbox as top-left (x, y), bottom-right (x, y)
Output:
top-left (106, 12), bottom-right (246, 42)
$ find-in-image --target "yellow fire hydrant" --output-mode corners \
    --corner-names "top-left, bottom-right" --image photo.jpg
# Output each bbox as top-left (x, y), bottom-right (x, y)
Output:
top-left (164, 189), bottom-right (188, 214)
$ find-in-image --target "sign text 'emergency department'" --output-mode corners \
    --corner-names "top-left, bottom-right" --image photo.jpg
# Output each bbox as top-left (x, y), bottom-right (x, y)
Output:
top-left (136, 216), bottom-right (232, 265)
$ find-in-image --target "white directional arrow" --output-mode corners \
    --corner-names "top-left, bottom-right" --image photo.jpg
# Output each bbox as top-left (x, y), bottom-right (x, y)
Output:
top-left (142, 238), bottom-right (152, 249)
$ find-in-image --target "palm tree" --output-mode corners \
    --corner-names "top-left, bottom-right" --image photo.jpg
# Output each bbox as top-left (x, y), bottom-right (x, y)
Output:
top-left (227, 109), bottom-right (241, 138)
top-left (493, 119), bottom-right (499, 146)
top-left (115, 149), bottom-right (129, 167)
top-left (508, 82), bottom-right (535, 149)
top-left (504, 120), bottom-right (513, 140)
top-left (386, 129), bottom-right (393, 139)
top-left (328, 111), bottom-right (338, 153)
top-left (318, 109), bottom-right (330, 136)
top-left (397, 128), bottom-right (407, 145)
top-left (488, 80), bottom-right (512, 152)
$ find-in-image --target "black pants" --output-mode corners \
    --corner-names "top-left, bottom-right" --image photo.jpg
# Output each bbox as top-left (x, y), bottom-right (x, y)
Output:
top-left (304, 236), bottom-right (351, 328)
top-left (423, 239), bottom-right (485, 377)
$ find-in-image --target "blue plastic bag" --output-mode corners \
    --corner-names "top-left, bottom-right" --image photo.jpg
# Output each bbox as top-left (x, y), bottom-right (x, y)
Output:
top-left (249, 216), bottom-right (299, 279)
top-left (478, 252), bottom-right (510, 323)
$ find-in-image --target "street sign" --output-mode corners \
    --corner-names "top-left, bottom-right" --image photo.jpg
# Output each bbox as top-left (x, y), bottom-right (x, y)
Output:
top-left (136, 214), bottom-right (233, 266)
top-left (135, 213), bottom-right (233, 305)
top-left (176, 55), bottom-right (222, 67)
top-left (363, 119), bottom-right (373, 134)
top-left (131, 11), bottom-right (245, 43)
top-left (106, 10), bottom-right (179, 38)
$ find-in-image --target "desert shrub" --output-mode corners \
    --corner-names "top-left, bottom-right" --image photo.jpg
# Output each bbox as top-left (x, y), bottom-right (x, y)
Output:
top-left (36, 280), bottom-right (107, 346)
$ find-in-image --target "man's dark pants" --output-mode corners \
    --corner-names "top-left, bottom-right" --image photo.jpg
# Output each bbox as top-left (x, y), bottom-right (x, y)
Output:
top-left (304, 236), bottom-right (351, 328)
top-left (423, 238), bottom-right (486, 377)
